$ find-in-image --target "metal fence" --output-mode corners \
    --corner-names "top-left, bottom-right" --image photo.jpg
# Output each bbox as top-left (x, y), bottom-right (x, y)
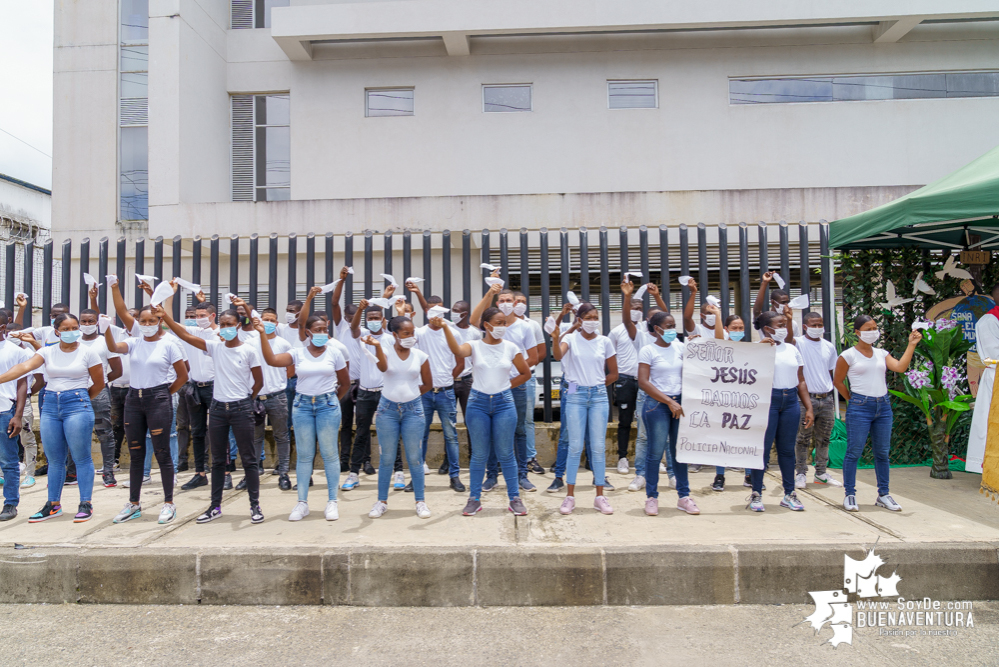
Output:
top-left (8, 222), bottom-right (835, 423)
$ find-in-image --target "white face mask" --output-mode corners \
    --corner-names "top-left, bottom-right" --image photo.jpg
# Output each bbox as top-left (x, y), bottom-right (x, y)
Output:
top-left (139, 324), bottom-right (160, 338)
top-left (513, 303), bottom-right (527, 317)
top-left (450, 311), bottom-right (465, 324)
top-left (630, 310), bottom-right (643, 323)
top-left (80, 324), bottom-right (98, 335)
top-left (581, 320), bottom-right (601, 334)
top-left (769, 328), bottom-right (788, 343)
top-left (859, 329), bottom-right (880, 344)
top-left (703, 314), bottom-right (716, 327)
top-left (285, 312), bottom-right (297, 324)
top-left (498, 303), bottom-right (514, 316)
top-left (806, 326), bottom-right (824, 339)
top-left (398, 336), bottom-right (417, 348)
top-left (488, 325), bottom-right (507, 339)
top-left (197, 317), bottom-right (211, 329)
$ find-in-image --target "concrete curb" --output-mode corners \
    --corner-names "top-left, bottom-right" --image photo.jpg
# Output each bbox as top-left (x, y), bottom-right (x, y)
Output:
top-left (1, 542), bottom-right (997, 606)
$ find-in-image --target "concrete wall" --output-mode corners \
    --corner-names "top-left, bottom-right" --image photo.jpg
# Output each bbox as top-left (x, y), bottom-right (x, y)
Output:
top-left (0, 179), bottom-right (51, 229)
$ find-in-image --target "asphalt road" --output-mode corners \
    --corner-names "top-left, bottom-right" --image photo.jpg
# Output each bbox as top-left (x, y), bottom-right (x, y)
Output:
top-left (1, 602), bottom-right (996, 666)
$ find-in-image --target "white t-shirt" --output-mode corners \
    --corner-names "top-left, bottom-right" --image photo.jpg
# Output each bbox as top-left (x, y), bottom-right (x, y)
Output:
top-left (0, 340), bottom-right (31, 410)
top-left (30, 325), bottom-right (60, 347)
top-left (415, 325), bottom-right (458, 388)
top-left (771, 341), bottom-right (805, 390)
top-left (80, 336), bottom-right (119, 385)
top-left (561, 332), bottom-right (616, 388)
top-left (290, 345), bottom-right (346, 397)
top-left (687, 322), bottom-right (729, 341)
top-left (518, 317), bottom-right (545, 366)
top-left (638, 342), bottom-right (685, 396)
top-left (796, 335), bottom-right (837, 394)
top-left (608, 323), bottom-right (640, 377)
top-left (204, 340), bottom-right (261, 402)
top-left (336, 322), bottom-right (362, 382)
top-left (35, 344), bottom-right (103, 392)
top-left (357, 329), bottom-right (388, 390)
top-left (381, 343), bottom-right (429, 404)
top-left (841, 347), bottom-right (890, 397)
top-left (277, 322), bottom-right (305, 349)
top-left (184, 325), bottom-right (217, 383)
top-left (468, 339), bottom-right (521, 395)
top-left (455, 325), bottom-right (482, 378)
top-left (109, 325), bottom-right (132, 387)
top-left (124, 336), bottom-right (185, 389)
top-left (249, 335), bottom-right (291, 395)
top-left (504, 318), bottom-right (533, 379)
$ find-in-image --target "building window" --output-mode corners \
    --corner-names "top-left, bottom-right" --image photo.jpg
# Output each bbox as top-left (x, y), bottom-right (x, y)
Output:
top-left (231, 94), bottom-right (290, 202)
top-left (119, 0), bottom-right (148, 221)
top-left (729, 71), bottom-right (999, 104)
top-left (231, 0), bottom-right (289, 29)
top-left (483, 85), bottom-right (532, 113)
top-left (608, 80), bottom-right (658, 109)
top-left (366, 88), bottom-right (415, 117)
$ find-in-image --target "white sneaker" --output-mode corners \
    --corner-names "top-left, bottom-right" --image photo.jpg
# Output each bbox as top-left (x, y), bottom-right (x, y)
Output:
top-left (289, 501), bottom-right (310, 521)
top-left (628, 475), bottom-right (645, 492)
top-left (369, 501), bottom-right (388, 518)
top-left (668, 475), bottom-right (676, 489)
top-left (415, 501), bottom-right (431, 519)
top-left (794, 473), bottom-right (807, 489)
top-left (422, 463), bottom-right (431, 475)
top-left (843, 495), bottom-right (859, 512)
top-left (875, 494), bottom-right (902, 512)
top-left (616, 457), bottom-right (629, 474)
top-left (659, 462), bottom-right (667, 473)
top-left (325, 500), bottom-right (339, 521)
top-left (814, 472), bottom-right (843, 487)
top-left (392, 471), bottom-right (405, 489)
top-left (157, 503), bottom-right (177, 525)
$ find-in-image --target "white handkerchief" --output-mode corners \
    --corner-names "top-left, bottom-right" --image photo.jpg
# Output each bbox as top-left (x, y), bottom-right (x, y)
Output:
top-left (14, 292), bottom-right (27, 301)
top-left (635, 284), bottom-right (648, 300)
top-left (83, 273), bottom-right (99, 288)
top-left (150, 281), bottom-right (175, 307)
top-left (678, 275), bottom-right (692, 286)
top-left (393, 295), bottom-right (407, 304)
top-left (223, 293), bottom-right (237, 307)
top-left (789, 295), bottom-right (810, 309)
top-left (405, 277), bottom-right (424, 284)
top-left (106, 275), bottom-right (119, 288)
top-left (428, 306), bottom-right (450, 318)
top-left (174, 277), bottom-right (200, 293)
top-left (98, 314), bottom-right (113, 334)
top-left (135, 273), bottom-right (158, 288)
top-left (362, 345), bottom-right (380, 365)
top-left (624, 272), bottom-right (643, 281)
top-left (912, 321), bottom-right (931, 331)
top-left (380, 273), bottom-right (399, 288)
top-left (773, 274), bottom-right (786, 289)
top-left (705, 295), bottom-right (720, 307)
top-left (251, 310), bottom-right (260, 320)
top-left (345, 267), bottom-right (355, 274)
top-left (320, 280), bottom-right (340, 294)
top-left (544, 316), bottom-right (557, 335)
top-left (566, 291), bottom-right (580, 306)
top-left (480, 263), bottom-right (499, 272)
top-left (485, 277), bottom-right (505, 288)
top-left (368, 297), bottom-right (392, 309)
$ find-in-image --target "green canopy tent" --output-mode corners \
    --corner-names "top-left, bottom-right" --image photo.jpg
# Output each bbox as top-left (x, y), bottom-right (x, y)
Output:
top-left (830, 145), bottom-right (999, 250)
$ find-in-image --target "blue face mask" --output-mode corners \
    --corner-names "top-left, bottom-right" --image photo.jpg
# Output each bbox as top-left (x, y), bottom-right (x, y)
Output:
top-left (263, 321), bottom-right (277, 335)
top-left (659, 329), bottom-right (677, 344)
top-left (729, 331), bottom-right (745, 342)
top-left (184, 318), bottom-right (197, 327)
top-left (367, 320), bottom-right (382, 333)
top-left (219, 327), bottom-right (238, 341)
top-left (50, 318), bottom-right (56, 327)
top-left (310, 333), bottom-right (329, 347)
top-left (59, 330), bottom-right (82, 344)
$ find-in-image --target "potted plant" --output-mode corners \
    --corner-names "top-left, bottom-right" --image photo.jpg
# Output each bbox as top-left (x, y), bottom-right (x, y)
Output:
top-left (889, 318), bottom-right (974, 479)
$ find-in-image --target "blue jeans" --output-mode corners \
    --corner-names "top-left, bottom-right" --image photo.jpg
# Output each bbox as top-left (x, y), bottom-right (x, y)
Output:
top-left (524, 377), bottom-right (537, 460)
top-left (40, 389), bottom-right (95, 503)
top-left (144, 392), bottom-right (179, 476)
top-left (421, 388), bottom-right (460, 478)
top-left (293, 392), bottom-right (342, 502)
top-left (554, 378), bottom-right (592, 479)
top-left (465, 389), bottom-right (520, 501)
top-left (564, 384), bottom-right (609, 486)
top-left (0, 408), bottom-right (21, 507)
top-left (633, 388), bottom-right (672, 478)
top-left (643, 394), bottom-right (688, 498)
top-left (843, 393), bottom-right (893, 496)
top-left (751, 388), bottom-right (800, 495)
top-left (489, 383), bottom-right (529, 479)
top-left (375, 397), bottom-right (426, 502)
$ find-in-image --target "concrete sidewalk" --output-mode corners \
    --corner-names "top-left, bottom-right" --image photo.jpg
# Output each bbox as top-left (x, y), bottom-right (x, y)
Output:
top-left (1, 465), bottom-right (997, 606)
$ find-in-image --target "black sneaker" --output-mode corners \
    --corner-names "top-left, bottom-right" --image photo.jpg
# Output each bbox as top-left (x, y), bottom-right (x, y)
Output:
top-left (712, 474), bottom-right (725, 492)
top-left (438, 461), bottom-right (449, 475)
top-left (177, 460), bottom-right (190, 473)
top-left (278, 474), bottom-right (291, 491)
top-left (482, 476), bottom-right (498, 493)
top-left (292, 476), bottom-right (314, 490)
top-left (235, 477), bottom-right (247, 491)
top-left (601, 478), bottom-right (615, 492)
top-left (449, 476), bottom-right (466, 493)
top-left (250, 504), bottom-right (264, 524)
top-left (403, 481), bottom-right (414, 493)
top-left (196, 506), bottom-right (222, 523)
top-left (223, 473), bottom-right (233, 490)
top-left (0, 504), bottom-right (17, 521)
top-left (35, 464), bottom-right (48, 477)
top-left (181, 474), bottom-right (208, 491)
top-left (64, 474), bottom-right (78, 486)
top-left (527, 458), bottom-right (545, 475)
top-left (363, 461), bottom-right (376, 476)
top-left (74, 502), bottom-right (93, 523)
top-left (743, 474), bottom-right (752, 488)
top-left (226, 460), bottom-right (236, 473)
top-left (271, 468), bottom-right (280, 476)
top-left (546, 477), bottom-right (565, 493)
top-left (28, 501), bottom-right (63, 523)
top-left (102, 472), bottom-right (117, 488)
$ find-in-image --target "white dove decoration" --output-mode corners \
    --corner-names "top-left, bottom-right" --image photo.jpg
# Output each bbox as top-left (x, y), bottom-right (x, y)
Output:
top-left (912, 271), bottom-right (936, 296)
top-left (935, 255), bottom-right (973, 281)
top-left (878, 280), bottom-right (914, 311)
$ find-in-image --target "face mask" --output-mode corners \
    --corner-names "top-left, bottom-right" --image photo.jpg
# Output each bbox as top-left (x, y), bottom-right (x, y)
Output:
top-left (859, 329), bottom-right (880, 344)
top-left (729, 331), bottom-right (745, 342)
top-left (405, 312), bottom-right (413, 320)
top-left (772, 302), bottom-right (785, 313)
top-left (183, 319), bottom-right (196, 327)
top-left (285, 312), bottom-right (297, 324)
top-left (488, 326), bottom-right (507, 339)
top-left (498, 303), bottom-right (514, 316)
top-left (263, 321), bottom-right (277, 335)
top-left (310, 333), bottom-right (329, 347)
top-left (197, 317), bottom-right (211, 329)
top-left (50, 319), bottom-right (56, 327)
top-left (367, 320), bottom-right (382, 333)
top-left (581, 320), bottom-right (601, 334)
top-left (80, 324), bottom-right (98, 335)
top-left (513, 303), bottom-right (527, 317)
top-left (769, 328), bottom-right (788, 343)
top-left (398, 336), bottom-right (417, 349)
top-left (59, 330), bottom-right (82, 344)
top-left (219, 327), bottom-right (238, 341)
top-left (703, 314), bottom-right (716, 327)
top-left (630, 310), bottom-right (643, 323)
top-left (139, 324), bottom-right (160, 338)
top-left (450, 312), bottom-right (465, 324)
top-left (659, 329), bottom-right (677, 344)
top-left (806, 326), bottom-right (824, 339)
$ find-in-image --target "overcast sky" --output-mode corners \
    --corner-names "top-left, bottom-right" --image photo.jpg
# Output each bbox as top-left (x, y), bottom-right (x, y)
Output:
top-left (0, 2), bottom-right (53, 189)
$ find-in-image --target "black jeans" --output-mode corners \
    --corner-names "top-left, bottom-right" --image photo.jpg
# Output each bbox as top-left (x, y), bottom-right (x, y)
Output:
top-left (338, 381), bottom-right (358, 470)
top-left (253, 392), bottom-right (290, 474)
top-left (208, 398), bottom-right (258, 507)
top-left (612, 375), bottom-right (639, 459)
top-left (349, 389), bottom-right (381, 474)
top-left (124, 384), bottom-right (175, 504)
top-left (186, 381), bottom-right (214, 473)
top-left (109, 385), bottom-right (129, 463)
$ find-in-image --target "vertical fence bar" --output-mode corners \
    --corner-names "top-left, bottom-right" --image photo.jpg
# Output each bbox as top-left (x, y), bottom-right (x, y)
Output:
top-left (679, 225), bottom-right (690, 313)
top-left (133, 238), bottom-right (145, 309)
top-left (719, 224), bottom-right (730, 322)
top-left (599, 227), bottom-right (611, 335)
top-left (249, 234), bottom-right (259, 310)
top-left (697, 223), bottom-right (708, 305)
top-left (779, 221), bottom-right (790, 290)
top-left (758, 223), bottom-right (770, 306)
top-left (619, 225), bottom-right (629, 281)
top-left (98, 238), bottom-right (109, 313)
top-left (559, 228), bottom-right (570, 306)
top-left (422, 230), bottom-right (433, 301)
top-left (305, 233), bottom-right (315, 295)
top-left (363, 231), bottom-right (373, 299)
top-left (461, 230), bottom-right (471, 306)
top-left (209, 235), bottom-right (219, 309)
top-left (519, 228), bottom-right (529, 308)
top-left (402, 231), bottom-right (412, 305)
top-left (268, 234), bottom-right (278, 310)
top-left (324, 233), bottom-right (334, 316)
top-left (287, 233), bottom-right (297, 303)
top-left (191, 236), bottom-right (202, 302)
top-left (24, 240), bottom-right (36, 321)
top-left (61, 240), bottom-right (72, 307)
top-left (383, 231), bottom-right (393, 316)
top-left (344, 232), bottom-right (354, 305)
top-left (114, 238), bottom-right (125, 325)
top-left (5, 243), bottom-right (16, 314)
top-left (579, 228), bottom-right (590, 302)
top-left (442, 230), bottom-right (452, 308)
top-left (819, 221), bottom-right (833, 343)
top-left (153, 237), bottom-right (164, 306)
top-left (42, 240), bottom-right (53, 324)
top-left (78, 237), bottom-right (90, 313)
top-left (539, 227), bottom-right (552, 423)
top-left (739, 223), bottom-right (751, 329)
top-left (172, 236), bottom-right (182, 319)
top-left (659, 225), bottom-right (670, 310)
top-left (799, 222), bottom-right (811, 317)
top-left (480, 230), bottom-right (490, 296)
top-left (639, 226), bottom-right (650, 311)
top-left (498, 229), bottom-right (509, 286)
